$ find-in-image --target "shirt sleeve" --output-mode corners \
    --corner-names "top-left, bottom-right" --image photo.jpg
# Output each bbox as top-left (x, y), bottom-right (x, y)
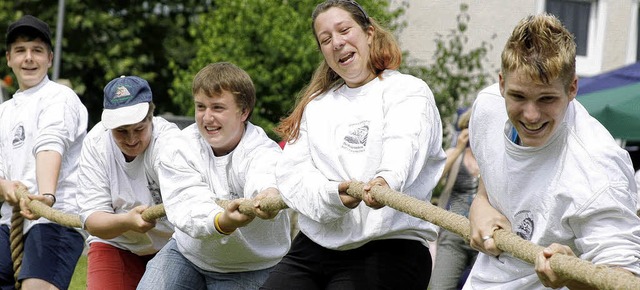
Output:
top-left (158, 135), bottom-right (222, 239)
top-left (76, 132), bottom-right (114, 228)
top-left (376, 75), bottom-right (440, 193)
top-left (571, 185), bottom-right (640, 275)
top-left (241, 139), bottom-right (280, 199)
top-left (276, 117), bottom-right (350, 223)
top-left (33, 91), bottom-right (86, 156)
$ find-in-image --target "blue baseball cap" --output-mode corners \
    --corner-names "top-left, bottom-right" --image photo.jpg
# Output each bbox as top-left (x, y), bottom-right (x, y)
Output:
top-left (101, 76), bottom-right (152, 129)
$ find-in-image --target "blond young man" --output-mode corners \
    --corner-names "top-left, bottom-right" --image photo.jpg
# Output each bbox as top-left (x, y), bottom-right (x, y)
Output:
top-left (465, 14), bottom-right (640, 289)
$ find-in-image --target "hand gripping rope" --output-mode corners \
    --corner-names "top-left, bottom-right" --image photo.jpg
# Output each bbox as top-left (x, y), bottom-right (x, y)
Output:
top-left (11, 183), bottom-right (640, 290)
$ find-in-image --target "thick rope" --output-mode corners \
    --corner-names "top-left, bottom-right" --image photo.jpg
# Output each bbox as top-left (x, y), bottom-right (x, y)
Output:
top-left (12, 183), bottom-right (640, 289)
top-left (10, 206), bottom-right (23, 289)
top-left (346, 182), bottom-right (640, 290)
top-left (14, 188), bottom-right (81, 228)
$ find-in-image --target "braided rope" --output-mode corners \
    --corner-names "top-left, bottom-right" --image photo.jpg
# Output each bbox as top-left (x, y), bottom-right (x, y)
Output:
top-left (10, 206), bottom-right (23, 289)
top-left (12, 183), bottom-right (640, 289)
top-left (346, 182), bottom-right (640, 290)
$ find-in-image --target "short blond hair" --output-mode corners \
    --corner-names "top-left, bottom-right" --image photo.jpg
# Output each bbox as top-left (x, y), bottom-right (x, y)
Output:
top-left (501, 13), bottom-right (576, 90)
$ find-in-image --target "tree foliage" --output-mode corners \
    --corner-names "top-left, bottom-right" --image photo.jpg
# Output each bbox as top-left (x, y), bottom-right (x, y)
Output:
top-left (0, 0), bottom-right (212, 128)
top-left (0, 1), bottom-right (490, 145)
top-left (170, 0), bottom-right (404, 139)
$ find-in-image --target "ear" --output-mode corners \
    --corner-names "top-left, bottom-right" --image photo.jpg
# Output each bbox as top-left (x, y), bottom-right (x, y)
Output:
top-left (6, 51), bottom-right (10, 67)
top-left (47, 51), bottom-right (53, 68)
top-left (499, 72), bottom-right (505, 97)
top-left (366, 25), bottom-right (374, 46)
top-left (567, 75), bottom-right (578, 102)
top-left (240, 107), bottom-right (250, 123)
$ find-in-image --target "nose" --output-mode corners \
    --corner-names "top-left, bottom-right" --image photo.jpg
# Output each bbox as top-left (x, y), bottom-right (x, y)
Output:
top-left (333, 35), bottom-right (345, 50)
top-left (125, 131), bottom-right (138, 144)
top-left (522, 102), bottom-right (541, 123)
top-left (25, 49), bottom-right (33, 61)
top-left (204, 109), bottom-right (215, 122)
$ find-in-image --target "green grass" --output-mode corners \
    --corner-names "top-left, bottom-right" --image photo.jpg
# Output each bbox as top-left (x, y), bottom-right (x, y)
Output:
top-left (69, 254), bottom-right (87, 290)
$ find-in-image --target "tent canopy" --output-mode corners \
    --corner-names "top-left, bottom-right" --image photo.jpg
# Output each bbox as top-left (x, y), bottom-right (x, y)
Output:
top-left (578, 82), bottom-right (640, 141)
top-left (578, 62), bottom-right (640, 95)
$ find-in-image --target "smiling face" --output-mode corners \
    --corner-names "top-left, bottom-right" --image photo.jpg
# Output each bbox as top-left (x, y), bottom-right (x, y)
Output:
top-left (111, 118), bottom-right (153, 162)
top-left (314, 6), bottom-right (375, 88)
top-left (500, 69), bottom-right (577, 147)
top-left (6, 36), bottom-right (52, 91)
top-left (195, 89), bottom-right (248, 156)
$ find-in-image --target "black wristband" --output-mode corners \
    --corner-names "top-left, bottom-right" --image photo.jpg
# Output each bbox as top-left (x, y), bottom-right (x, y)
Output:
top-left (42, 193), bottom-right (56, 205)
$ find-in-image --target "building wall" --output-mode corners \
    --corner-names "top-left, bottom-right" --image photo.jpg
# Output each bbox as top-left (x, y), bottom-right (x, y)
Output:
top-left (393, 0), bottom-right (639, 78)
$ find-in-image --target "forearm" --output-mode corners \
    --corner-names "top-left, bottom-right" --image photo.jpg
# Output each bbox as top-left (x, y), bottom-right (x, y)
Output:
top-left (85, 211), bottom-right (133, 239)
top-left (36, 150), bottom-right (62, 196)
top-left (440, 147), bottom-right (465, 183)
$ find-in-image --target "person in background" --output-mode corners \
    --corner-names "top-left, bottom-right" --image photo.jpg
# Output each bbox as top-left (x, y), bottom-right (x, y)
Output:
top-left (0, 15), bottom-right (88, 290)
top-left (137, 62), bottom-right (290, 290)
top-left (465, 14), bottom-right (640, 289)
top-left (260, 1), bottom-right (446, 289)
top-left (429, 109), bottom-right (479, 290)
top-left (77, 76), bottom-right (180, 289)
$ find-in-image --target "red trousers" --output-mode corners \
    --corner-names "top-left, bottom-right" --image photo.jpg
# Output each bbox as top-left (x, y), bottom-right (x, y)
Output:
top-left (87, 242), bottom-right (155, 290)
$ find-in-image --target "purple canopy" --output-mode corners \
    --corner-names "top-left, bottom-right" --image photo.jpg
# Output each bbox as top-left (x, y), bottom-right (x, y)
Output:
top-left (578, 62), bottom-right (640, 95)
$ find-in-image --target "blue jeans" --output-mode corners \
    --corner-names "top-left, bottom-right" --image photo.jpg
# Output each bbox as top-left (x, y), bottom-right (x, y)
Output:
top-left (137, 239), bottom-right (272, 290)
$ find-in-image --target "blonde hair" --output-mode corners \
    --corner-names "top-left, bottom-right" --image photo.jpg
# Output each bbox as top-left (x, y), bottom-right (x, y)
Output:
top-left (501, 13), bottom-right (576, 90)
top-left (275, 0), bottom-right (402, 142)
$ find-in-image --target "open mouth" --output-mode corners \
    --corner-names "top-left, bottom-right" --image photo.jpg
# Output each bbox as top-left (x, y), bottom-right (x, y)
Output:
top-left (205, 126), bottom-right (221, 133)
top-left (520, 122), bottom-right (547, 134)
top-left (338, 52), bottom-right (355, 64)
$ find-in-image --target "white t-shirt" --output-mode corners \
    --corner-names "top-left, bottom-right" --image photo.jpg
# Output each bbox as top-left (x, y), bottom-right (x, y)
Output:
top-left (77, 117), bottom-right (179, 255)
top-left (158, 122), bottom-right (291, 273)
top-left (464, 83), bottom-right (640, 290)
top-left (0, 76), bottom-right (87, 232)
top-left (277, 70), bottom-right (446, 250)
top-left (635, 170), bottom-right (640, 211)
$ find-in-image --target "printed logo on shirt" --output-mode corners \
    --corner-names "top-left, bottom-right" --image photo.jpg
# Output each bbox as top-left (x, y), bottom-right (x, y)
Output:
top-left (342, 121), bottom-right (369, 152)
top-left (514, 210), bottom-right (534, 241)
top-left (12, 124), bottom-right (25, 148)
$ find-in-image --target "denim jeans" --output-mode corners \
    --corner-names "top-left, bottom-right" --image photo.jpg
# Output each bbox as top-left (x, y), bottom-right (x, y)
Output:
top-left (137, 239), bottom-right (272, 290)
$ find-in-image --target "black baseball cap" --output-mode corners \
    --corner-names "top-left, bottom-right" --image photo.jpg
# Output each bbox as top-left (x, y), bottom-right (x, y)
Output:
top-left (6, 15), bottom-right (52, 49)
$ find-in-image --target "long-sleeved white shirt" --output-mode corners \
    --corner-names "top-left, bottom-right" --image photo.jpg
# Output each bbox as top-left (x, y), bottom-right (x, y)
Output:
top-left (465, 84), bottom-right (640, 290)
top-left (158, 122), bottom-right (291, 272)
top-left (0, 76), bottom-right (87, 232)
top-left (277, 69), bottom-right (446, 250)
top-left (77, 117), bottom-right (179, 255)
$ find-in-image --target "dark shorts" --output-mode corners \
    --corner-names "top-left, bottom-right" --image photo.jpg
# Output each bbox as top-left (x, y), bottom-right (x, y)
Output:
top-left (261, 232), bottom-right (432, 290)
top-left (0, 223), bottom-right (84, 290)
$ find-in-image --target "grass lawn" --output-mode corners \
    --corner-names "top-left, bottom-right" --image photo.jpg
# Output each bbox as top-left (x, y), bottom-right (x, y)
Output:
top-left (69, 254), bottom-right (87, 290)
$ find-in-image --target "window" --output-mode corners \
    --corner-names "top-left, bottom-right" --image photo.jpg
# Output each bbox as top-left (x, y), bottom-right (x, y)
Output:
top-left (546, 0), bottom-right (591, 56)
top-left (543, 0), bottom-right (605, 76)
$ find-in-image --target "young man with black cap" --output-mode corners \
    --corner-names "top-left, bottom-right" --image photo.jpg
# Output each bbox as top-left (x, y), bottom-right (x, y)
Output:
top-left (0, 15), bottom-right (89, 289)
top-left (77, 76), bottom-right (180, 289)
